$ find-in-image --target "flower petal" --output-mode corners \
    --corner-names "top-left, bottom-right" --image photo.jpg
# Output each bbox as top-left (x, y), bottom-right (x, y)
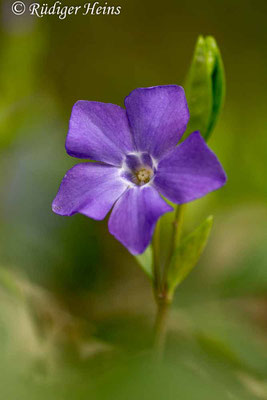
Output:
top-left (52, 163), bottom-right (127, 220)
top-left (124, 85), bottom-right (189, 160)
top-left (66, 101), bottom-right (135, 165)
top-left (108, 186), bottom-right (172, 255)
top-left (153, 131), bottom-right (227, 203)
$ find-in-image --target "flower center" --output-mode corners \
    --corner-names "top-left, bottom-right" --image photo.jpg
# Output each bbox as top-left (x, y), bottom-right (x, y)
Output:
top-left (121, 152), bottom-right (156, 187)
top-left (135, 167), bottom-right (153, 185)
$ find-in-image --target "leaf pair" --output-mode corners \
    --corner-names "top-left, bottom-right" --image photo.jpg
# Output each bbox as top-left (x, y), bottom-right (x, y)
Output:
top-left (136, 216), bottom-right (213, 298)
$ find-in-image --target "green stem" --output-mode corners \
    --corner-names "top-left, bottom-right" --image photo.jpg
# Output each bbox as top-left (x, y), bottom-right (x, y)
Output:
top-left (153, 299), bottom-right (170, 361)
top-left (152, 218), bottom-right (161, 295)
top-left (163, 204), bottom-right (186, 285)
top-left (152, 205), bottom-right (185, 360)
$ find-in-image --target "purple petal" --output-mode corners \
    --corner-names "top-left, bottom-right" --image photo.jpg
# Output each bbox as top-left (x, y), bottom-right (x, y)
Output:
top-left (52, 163), bottom-right (127, 220)
top-left (108, 186), bottom-right (172, 255)
top-left (125, 154), bottom-right (140, 170)
top-left (66, 101), bottom-right (135, 166)
top-left (153, 131), bottom-right (227, 204)
top-left (141, 152), bottom-right (153, 168)
top-left (124, 85), bottom-right (189, 160)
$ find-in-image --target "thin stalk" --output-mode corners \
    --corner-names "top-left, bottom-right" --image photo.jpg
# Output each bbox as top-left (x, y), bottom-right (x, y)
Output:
top-left (163, 204), bottom-right (186, 285)
top-left (152, 219), bottom-right (161, 295)
top-left (153, 299), bottom-right (170, 361)
top-left (152, 205), bottom-right (185, 360)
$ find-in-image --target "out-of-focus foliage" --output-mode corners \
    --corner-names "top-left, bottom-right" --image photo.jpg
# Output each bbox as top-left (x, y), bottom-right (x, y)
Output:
top-left (0, 14), bottom-right (46, 148)
top-left (1, 265), bottom-right (267, 400)
top-left (0, 0), bottom-right (267, 398)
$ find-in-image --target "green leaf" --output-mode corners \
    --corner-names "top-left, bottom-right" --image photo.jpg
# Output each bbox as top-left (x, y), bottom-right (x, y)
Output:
top-left (135, 245), bottom-right (153, 279)
top-left (184, 35), bottom-right (225, 141)
top-left (205, 36), bottom-right (225, 137)
top-left (167, 216), bottom-right (213, 295)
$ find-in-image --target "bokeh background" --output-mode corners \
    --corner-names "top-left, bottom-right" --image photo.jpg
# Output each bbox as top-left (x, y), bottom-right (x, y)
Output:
top-left (0, 0), bottom-right (267, 398)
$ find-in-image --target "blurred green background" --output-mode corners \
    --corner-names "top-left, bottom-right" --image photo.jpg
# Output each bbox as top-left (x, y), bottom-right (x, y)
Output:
top-left (0, 0), bottom-right (267, 398)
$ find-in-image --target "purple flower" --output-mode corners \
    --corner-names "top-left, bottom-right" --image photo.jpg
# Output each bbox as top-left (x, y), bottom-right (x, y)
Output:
top-left (52, 85), bottom-right (226, 255)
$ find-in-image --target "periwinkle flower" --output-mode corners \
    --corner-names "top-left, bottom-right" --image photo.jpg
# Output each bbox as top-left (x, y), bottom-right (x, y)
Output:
top-left (52, 85), bottom-right (226, 254)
